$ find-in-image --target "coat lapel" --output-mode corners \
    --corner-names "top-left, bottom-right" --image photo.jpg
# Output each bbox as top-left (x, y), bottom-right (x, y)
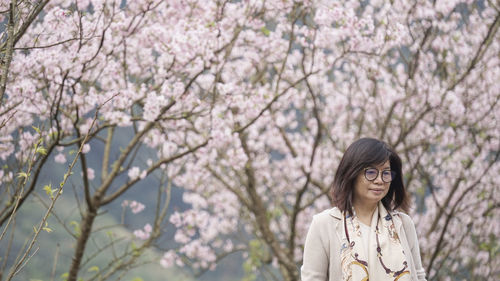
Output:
top-left (329, 208), bottom-right (343, 242)
top-left (328, 208), bottom-right (404, 237)
top-left (392, 211), bottom-right (403, 235)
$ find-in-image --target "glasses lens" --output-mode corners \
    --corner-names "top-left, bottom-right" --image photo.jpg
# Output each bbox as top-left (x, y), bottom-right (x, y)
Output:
top-left (365, 168), bottom-right (378, 180)
top-left (382, 170), bottom-right (395, 182)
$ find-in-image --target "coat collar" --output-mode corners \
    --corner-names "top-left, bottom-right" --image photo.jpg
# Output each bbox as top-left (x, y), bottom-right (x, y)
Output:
top-left (328, 207), bottom-right (342, 219)
top-left (328, 206), bottom-right (404, 232)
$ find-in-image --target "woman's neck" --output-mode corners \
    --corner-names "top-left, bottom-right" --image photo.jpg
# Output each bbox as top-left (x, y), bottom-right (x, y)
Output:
top-left (353, 201), bottom-right (377, 225)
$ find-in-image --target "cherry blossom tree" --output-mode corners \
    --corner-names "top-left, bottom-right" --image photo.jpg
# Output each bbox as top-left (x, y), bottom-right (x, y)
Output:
top-left (0, 0), bottom-right (499, 281)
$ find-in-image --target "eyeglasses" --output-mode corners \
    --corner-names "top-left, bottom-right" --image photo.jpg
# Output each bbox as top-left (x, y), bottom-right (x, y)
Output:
top-left (364, 168), bottom-right (396, 183)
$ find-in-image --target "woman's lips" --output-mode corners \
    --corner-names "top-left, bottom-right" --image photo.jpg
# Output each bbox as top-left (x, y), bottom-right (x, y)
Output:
top-left (369, 188), bottom-right (384, 194)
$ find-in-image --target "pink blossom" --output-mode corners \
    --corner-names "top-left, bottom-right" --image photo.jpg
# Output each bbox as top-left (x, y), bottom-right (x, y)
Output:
top-left (160, 250), bottom-right (178, 268)
top-left (133, 223), bottom-right (152, 240)
top-left (122, 200), bottom-right (145, 214)
top-left (129, 201), bottom-right (145, 214)
top-left (133, 229), bottom-right (149, 240)
top-left (80, 167), bottom-right (95, 180)
top-left (223, 240), bottom-right (233, 252)
top-left (174, 230), bottom-right (191, 244)
top-left (127, 167), bottom-right (140, 180)
top-left (54, 153), bottom-right (66, 164)
top-left (169, 212), bottom-right (182, 227)
top-left (121, 200), bottom-right (129, 208)
top-left (139, 170), bottom-right (147, 180)
top-left (86, 168), bottom-right (95, 180)
top-left (81, 144), bottom-right (90, 154)
top-left (0, 170), bottom-right (8, 184)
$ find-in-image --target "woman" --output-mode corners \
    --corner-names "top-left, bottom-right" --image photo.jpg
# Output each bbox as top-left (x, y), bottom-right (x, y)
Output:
top-left (301, 138), bottom-right (427, 281)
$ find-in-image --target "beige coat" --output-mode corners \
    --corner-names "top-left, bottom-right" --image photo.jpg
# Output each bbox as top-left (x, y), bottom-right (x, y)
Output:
top-left (301, 207), bottom-right (427, 281)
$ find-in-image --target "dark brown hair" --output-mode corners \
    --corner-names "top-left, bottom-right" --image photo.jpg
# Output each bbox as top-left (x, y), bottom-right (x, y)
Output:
top-left (330, 137), bottom-right (410, 215)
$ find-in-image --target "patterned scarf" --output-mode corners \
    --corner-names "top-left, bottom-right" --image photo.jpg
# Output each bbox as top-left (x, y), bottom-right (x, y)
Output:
top-left (340, 202), bottom-right (411, 281)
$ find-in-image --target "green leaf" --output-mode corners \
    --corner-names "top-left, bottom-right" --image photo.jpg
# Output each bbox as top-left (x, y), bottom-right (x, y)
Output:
top-left (60, 272), bottom-right (69, 281)
top-left (88, 266), bottom-right (99, 272)
top-left (249, 239), bottom-right (261, 249)
top-left (42, 226), bottom-right (53, 233)
top-left (43, 222), bottom-right (53, 233)
top-left (242, 259), bottom-right (253, 273)
top-left (17, 172), bottom-right (28, 179)
top-left (479, 242), bottom-right (489, 251)
top-left (49, 130), bottom-right (59, 138)
top-left (478, 190), bottom-right (487, 200)
top-left (260, 27), bottom-right (270, 36)
top-left (133, 248), bottom-right (141, 257)
top-left (32, 126), bottom-right (41, 134)
top-left (131, 278), bottom-right (144, 281)
top-left (43, 184), bottom-right (55, 198)
top-left (36, 146), bottom-right (47, 155)
top-left (70, 221), bottom-right (81, 237)
top-left (416, 186), bottom-right (426, 197)
top-left (63, 172), bottom-right (73, 180)
top-left (43, 184), bottom-right (52, 195)
top-left (461, 158), bottom-right (472, 167)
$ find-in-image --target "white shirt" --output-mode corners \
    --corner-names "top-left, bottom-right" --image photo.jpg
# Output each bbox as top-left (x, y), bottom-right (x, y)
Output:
top-left (359, 222), bottom-right (371, 250)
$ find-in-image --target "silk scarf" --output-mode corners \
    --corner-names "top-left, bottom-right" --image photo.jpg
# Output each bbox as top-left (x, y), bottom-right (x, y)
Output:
top-left (340, 202), bottom-right (411, 281)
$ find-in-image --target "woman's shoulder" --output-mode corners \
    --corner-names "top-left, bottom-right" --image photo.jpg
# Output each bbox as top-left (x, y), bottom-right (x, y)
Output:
top-left (391, 210), bottom-right (418, 238)
top-left (307, 207), bottom-right (342, 237)
top-left (311, 207), bottom-right (342, 222)
top-left (391, 210), bottom-right (415, 224)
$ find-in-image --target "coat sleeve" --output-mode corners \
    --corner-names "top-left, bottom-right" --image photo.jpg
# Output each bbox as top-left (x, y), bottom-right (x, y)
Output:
top-left (301, 214), bottom-right (330, 281)
top-left (401, 214), bottom-right (427, 281)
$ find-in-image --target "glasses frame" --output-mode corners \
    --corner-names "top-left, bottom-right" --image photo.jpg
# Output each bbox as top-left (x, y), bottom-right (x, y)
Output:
top-left (363, 168), bottom-right (396, 183)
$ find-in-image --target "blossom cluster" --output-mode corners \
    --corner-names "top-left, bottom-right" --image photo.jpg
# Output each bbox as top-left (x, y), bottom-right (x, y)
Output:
top-left (122, 200), bottom-right (145, 214)
top-left (133, 223), bottom-right (152, 240)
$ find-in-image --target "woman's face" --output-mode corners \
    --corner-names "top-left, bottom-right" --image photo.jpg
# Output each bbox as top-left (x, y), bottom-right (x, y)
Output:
top-left (352, 160), bottom-right (391, 206)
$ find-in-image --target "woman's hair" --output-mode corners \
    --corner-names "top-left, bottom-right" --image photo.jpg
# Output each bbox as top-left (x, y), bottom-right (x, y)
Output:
top-left (330, 137), bottom-right (410, 215)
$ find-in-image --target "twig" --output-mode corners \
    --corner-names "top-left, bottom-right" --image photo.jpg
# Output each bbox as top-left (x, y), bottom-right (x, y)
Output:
top-left (5, 97), bottom-right (108, 280)
top-left (50, 244), bottom-right (60, 281)
top-left (0, 0), bottom-right (17, 105)
top-left (11, 247), bottom-right (40, 277)
top-left (0, 215), bottom-right (16, 280)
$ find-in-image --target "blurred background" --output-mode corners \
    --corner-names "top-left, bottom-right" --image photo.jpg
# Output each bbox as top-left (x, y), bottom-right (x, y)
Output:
top-left (0, 0), bottom-right (498, 280)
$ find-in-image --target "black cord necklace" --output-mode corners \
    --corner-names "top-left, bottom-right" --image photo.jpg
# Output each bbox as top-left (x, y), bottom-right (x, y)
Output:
top-left (375, 222), bottom-right (408, 277)
top-left (344, 211), bottom-right (410, 278)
